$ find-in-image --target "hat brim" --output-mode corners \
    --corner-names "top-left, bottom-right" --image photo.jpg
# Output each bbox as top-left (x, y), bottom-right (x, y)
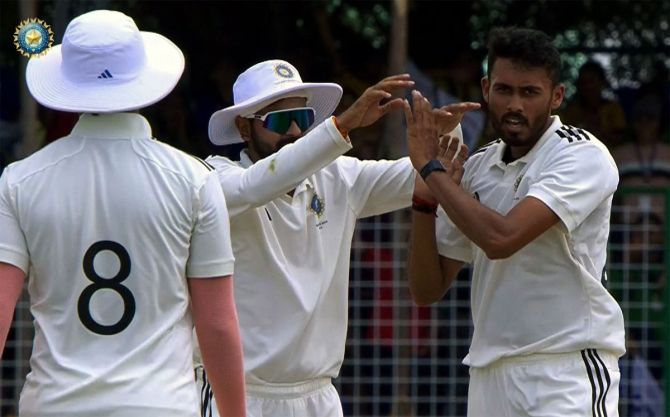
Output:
top-left (208, 82), bottom-right (343, 146)
top-left (26, 32), bottom-right (184, 113)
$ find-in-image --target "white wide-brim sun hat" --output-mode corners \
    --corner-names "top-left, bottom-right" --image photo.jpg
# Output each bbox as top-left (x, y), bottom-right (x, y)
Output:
top-left (208, 59), bottom-right (343, 146)
top-left (26, 9), bottom-right (184, 113)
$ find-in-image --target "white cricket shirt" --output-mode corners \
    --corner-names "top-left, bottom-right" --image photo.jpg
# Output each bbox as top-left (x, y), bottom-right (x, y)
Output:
top-left (206, 118), bottom-right (415, 384)
top-left (0, 113), bottom-right (234, 417)
top-left (436, 116), bottom-right (625, 368)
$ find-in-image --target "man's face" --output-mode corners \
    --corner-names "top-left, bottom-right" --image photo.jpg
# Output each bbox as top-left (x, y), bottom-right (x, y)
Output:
top-left (243, 97), bottom-right (308, 162)
top-left (482, 58), bottom-right (564, 154)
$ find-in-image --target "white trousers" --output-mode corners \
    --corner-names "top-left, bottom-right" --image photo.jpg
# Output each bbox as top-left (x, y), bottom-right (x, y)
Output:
top-left (468, 349), bottom-right (621, 417)
top-left (196, 366), bottom-right (343, 417)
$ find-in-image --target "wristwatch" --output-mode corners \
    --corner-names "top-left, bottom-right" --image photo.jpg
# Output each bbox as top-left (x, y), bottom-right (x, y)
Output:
top-left (419, 159), bottom-right (446, 180)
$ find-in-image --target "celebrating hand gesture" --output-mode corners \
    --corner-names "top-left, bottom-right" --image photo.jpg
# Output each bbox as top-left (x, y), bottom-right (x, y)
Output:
top-left (433, 102), bottom-right (481, 136)
top-left (404, 90), bottom-right (475, 184)
top-left (437, 135), bottom-right (469, 185)
top-left (336, 74), bottom-right (415, 133)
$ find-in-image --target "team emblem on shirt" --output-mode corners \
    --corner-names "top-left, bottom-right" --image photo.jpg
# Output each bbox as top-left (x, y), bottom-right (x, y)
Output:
top-left (13, 18), bottom-right (54, 58)
top-left (275, 63), bottom-right (294, 79)
top-left (309, 193), bottom-right (325, 218)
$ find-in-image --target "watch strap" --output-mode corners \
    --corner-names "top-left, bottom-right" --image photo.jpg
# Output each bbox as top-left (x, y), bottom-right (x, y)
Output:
top-left (419, 159), bottom-right (446, 180)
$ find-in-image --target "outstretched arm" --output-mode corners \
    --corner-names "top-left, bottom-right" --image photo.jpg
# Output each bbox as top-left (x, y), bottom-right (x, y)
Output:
top-left (189, 275), bottom-right (245, 417)
top-left (212, 75), bottom-right (415, 217)
top-left (0, 262), bottom-right (25, 358)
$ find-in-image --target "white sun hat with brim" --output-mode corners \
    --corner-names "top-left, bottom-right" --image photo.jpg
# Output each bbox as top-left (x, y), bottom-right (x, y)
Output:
top-left (26, 9), bottom-right (184, 113)
top-left (208, 59), bottom-right (343, 146)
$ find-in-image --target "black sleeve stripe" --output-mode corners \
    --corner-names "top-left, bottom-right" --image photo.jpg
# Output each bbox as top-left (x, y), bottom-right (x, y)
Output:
top-left (173, 147), bottom-right (215, 171)
top-left (471, 139), bottom-right (501, 156)
top-left (576, 127), bottom-right (590, 141)
top-left (556, 129), bottom-right (571, 141)
top-left (558, 125), bottom-right (591, 143)
top-left (193, 156), bottom-right (215, 171)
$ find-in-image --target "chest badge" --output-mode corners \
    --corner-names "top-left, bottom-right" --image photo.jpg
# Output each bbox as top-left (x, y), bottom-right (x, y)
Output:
top-left (309, 193), bottom-right (325, 218)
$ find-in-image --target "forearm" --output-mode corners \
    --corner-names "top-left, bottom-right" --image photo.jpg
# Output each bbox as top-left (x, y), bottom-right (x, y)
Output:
top-left (189, 277), bottom-right (246, 417)
top-left (197, 314), bottom-right (245, 417)
top-left (408, 212), bottom-right (450, 305)
top-left (222, 119), bottom-right (351, 213)
top-left (0, 263), bottom-right (26, 358)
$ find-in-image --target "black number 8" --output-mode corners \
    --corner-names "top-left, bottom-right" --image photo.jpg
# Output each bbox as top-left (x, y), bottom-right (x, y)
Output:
top-left (78, 241), bottom-right (136, 335)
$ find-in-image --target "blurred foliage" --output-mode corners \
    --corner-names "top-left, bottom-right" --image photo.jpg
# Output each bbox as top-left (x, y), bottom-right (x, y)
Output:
top-left (330, 0), bottom-right (669, 97)
top-left (1, 0), bottom-right (668, 104)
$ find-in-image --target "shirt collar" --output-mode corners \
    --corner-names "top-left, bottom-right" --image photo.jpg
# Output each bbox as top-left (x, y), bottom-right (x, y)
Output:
top-left (238, 149), bottom-right (254, 168)
top-left (491, 115), bottom-right (562, 169)
top-left (238, 149), bottom-right (315, 193)
top-left (70, 113), bottom-right (153, 140)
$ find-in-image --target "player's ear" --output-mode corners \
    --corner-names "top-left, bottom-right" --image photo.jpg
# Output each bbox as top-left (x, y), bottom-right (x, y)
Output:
top-left (481, 77), bottom-right (490, 103)
top-left (235, 116), bottom-right (252, 143)
top-left (551, 83), bottom-right (565, 111)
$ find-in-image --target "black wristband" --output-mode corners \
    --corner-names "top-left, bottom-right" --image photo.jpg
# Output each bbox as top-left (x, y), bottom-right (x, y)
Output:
top-left (412, 203), bottom-right (438, 215)
top-left (419, 159), bottom-right (446, 180)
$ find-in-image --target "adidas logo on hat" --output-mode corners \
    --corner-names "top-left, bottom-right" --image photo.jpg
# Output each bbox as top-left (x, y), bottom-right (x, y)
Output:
top-left (97, 69), bottom-right (113, 79)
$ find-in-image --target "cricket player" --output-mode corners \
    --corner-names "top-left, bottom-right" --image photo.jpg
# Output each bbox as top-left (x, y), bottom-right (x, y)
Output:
top-left (0, 10), bottom-right (245, 417)
top-left (405, 27), bottom-right (625, 416)
top-left (198, 59), bottom-right (478, 417)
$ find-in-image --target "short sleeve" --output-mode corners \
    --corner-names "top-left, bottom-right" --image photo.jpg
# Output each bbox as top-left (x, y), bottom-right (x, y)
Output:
top-left (0, 171), bottom-right (29, 273)
top-left (435, 207), bottom-right (473, 263)
top-left (337, 157), bottom-right (415, 218)
top-left (186, 172), bottom-right (235, 278)
top-left (527, 143), bottom-right (618, 233)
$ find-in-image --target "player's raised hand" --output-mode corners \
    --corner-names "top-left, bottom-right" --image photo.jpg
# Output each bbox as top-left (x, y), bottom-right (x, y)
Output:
top-left (403, 90), bottom-right (440, 171)
top-left (433, 102), bottom-right (481, 136)
top-left (437, 135), bottom-right (469, 185)
top-left (336, 74), bottom-right (414, 133)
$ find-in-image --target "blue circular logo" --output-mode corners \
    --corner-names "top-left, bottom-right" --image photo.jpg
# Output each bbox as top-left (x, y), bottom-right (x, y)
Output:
top-left (14, 18), bottom-right (53, 58)
top-left (309, 194), bottom-right (325, 218)
top-left (275, 63), bottom-right (294, 79)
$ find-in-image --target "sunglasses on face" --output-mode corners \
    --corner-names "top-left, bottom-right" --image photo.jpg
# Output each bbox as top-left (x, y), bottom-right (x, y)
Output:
top-left (247, 107), bottom-right (316, 134)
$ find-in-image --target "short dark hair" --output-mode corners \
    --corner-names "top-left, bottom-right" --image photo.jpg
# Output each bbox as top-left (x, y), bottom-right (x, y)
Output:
top-left (486, 27), bottom-right (562, 85)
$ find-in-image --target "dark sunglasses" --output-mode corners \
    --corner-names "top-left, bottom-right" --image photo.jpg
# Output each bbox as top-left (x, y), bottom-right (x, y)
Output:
top-left (247, 107), bottom-right (316, 134)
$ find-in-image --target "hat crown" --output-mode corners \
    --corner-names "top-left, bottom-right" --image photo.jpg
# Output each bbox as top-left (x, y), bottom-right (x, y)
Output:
top-left (61, 10), bottom-right (146, 83)
top-left (233, 60), bottom-right (304, 108)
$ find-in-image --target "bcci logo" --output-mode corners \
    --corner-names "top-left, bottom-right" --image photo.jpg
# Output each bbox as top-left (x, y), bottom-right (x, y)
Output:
top-left (14, 18), bottom-right (54, 58)
top-left (309, 193), bottom-right (325, 218)
top-left (275, 63), bottom-right (294, 79)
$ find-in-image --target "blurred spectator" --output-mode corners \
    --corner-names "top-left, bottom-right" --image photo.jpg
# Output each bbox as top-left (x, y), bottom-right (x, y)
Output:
top-left (562, 60), bottom-right (627, 148)
top-left (610, 212), bottom-right (666, 416)
top-left (0, 67), bottom-right (21, 172)
top-left (342, 213), bottom-right (440, 417)
top-left (141, 87), bottom-right (208, 157)
top-left (408, 60), bottom-right (486, 152)
top-left (427, 50), bottom-right (484, 104)
top-left (636, 60), bottom-right (670, 141)
top-left (41, 109), bottom-right (78, 145)
top-left (611, 94), bottom-right (670, 220)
